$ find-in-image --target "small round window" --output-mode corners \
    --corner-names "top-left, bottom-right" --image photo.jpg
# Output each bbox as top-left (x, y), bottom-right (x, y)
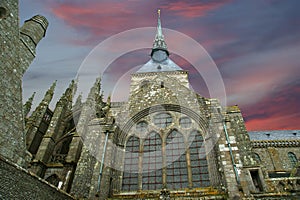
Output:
top-left (179, 117), bottom-right (192, 128)
top-left (153, 113), bottom-right (172, 128)
top-left (136, 121), bottom-right (148, 133)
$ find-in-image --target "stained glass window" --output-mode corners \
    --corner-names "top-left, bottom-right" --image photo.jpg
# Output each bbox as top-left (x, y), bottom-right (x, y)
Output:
top-left (123, 115), bottom-right (211, 192)
top-left (122, 136), bottom-right (140, 191)
top-left (142, 132), bottom-right (163, 190)
top-left (189, 131), bottom-right (210, 187)
top-left (166, 130), bottom-right (189, 189)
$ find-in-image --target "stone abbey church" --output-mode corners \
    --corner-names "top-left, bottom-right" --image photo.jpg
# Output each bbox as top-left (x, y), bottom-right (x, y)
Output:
top-left (1, 1), bottom-right (300, 200)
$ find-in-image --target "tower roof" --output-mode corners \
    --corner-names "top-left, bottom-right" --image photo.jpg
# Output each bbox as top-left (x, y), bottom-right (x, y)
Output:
top-left (136, 10), bottom-right (183, 73)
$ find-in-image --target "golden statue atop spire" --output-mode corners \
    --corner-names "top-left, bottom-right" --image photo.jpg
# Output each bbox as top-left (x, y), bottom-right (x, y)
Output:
top-left (158, 9), bottom-right (160, 18)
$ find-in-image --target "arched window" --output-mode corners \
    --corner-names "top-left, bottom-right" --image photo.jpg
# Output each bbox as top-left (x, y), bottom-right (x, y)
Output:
top-left (122, 136), bottom-right (140, 191)
top-left (166, 130), bottom-right (188, 189)
top-left (253, 153), bottom-right (261, 164)
top-left (288, 152), bottom-right (298, 167)
top-left (142, 132), bottom-right (162, 190)
top-left (188, 131), bottom-right (210, 187)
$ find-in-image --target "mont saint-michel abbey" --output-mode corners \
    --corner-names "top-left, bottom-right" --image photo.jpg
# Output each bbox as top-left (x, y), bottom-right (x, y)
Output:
top-left (1, 1), bottom-right (300, 200)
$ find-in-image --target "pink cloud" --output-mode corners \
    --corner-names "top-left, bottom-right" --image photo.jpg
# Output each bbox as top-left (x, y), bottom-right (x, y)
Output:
top-left (47, 1), bottom-right (233, 46)
top-left (246, 113), bottom-right (300, 131)
top-left (161, 1), bottom-right (231, 18)
top-left (243, 81), bottom-right (300, 131)
top-left (51, 3), bottom-right (134, 32)
top-left (49, 2), bottom-right (156, 45)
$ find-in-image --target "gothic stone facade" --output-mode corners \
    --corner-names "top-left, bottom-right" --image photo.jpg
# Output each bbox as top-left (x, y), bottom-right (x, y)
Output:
top-left (1, 2), bottom-right (300, 199)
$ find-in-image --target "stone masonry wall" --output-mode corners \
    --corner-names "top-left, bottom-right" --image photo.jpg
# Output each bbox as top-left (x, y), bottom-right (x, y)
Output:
top-left (253, 146), bottom-right (300, 171)
top-left (0, 0), bottom-right (26, 166)
top-left (0, 156), bottom-right (74, 200)
top-left (0, 1), bottom-right (48, 167)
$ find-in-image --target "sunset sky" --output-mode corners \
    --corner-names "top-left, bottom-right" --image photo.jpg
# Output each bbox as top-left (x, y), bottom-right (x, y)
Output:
top-left (20, 0), bottom-right (300, 131)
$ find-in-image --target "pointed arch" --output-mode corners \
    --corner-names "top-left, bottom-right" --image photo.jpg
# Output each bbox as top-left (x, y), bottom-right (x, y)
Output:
top-left (166, 130), bottom-right (188, 189)
top-left (142, 131), bottom-right (162, 190)
top-left (253, 153), bottom-right (261, 164)
top-left (122, 136), bottom-right (140, 191)
top-left (288, 152), bottom-right (298, 167)
top-left (189, 130), bottom-right (210, 187)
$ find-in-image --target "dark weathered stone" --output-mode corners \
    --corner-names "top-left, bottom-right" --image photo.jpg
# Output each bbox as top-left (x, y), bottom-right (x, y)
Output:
top-left (0, 0), bottom-right (48, 167)
top-left (0, 156), bottom-right (74, 200)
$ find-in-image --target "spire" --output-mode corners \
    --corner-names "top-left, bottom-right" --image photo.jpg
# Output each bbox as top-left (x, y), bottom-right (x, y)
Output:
top-left (42, 80), bottom-right (56, 104)
top-left (136, 10), bottom-right (183, 73)
top-left (23, 92), bottom-right (36, 117)
top-left (151, 9), bottom-right (169, 56)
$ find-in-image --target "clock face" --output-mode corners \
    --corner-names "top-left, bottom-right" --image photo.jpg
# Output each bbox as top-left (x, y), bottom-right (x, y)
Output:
top-left (152, 50), bottom-right (168, 62)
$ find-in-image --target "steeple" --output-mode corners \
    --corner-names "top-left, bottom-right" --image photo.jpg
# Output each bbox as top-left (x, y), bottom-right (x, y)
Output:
top-left (151, 9), bottom-right (169, 56)
top-left (136, 10), bottom-right (183, 73)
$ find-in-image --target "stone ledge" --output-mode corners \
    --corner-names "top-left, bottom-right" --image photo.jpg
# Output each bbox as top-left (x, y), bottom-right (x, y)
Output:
top-left (251, 140), bottom-right (300, 148)
top-left (110, 187), bottom-right (226, 199)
